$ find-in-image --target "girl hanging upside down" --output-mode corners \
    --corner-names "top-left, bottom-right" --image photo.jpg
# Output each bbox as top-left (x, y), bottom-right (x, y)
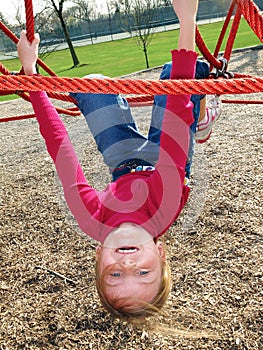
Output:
top-left (17, 0), bottom-right (220, 320)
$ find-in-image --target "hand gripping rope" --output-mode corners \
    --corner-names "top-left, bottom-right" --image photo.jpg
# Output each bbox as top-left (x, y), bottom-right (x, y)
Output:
top-left (0, 0), bottom-right (262, 122)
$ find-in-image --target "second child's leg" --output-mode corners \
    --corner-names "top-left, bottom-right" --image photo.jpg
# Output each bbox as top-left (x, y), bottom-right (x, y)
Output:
top-left (195, 95), bottom-right (221, 144)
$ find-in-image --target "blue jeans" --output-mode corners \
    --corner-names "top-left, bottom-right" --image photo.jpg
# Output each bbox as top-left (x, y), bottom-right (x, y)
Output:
top-left (70, 60), bottom-right (209, 181)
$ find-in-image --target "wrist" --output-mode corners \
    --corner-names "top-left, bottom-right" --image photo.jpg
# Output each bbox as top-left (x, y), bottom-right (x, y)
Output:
top-left (23, 65), bottom-right (37, 75)
top-left (178, 18), bottom-right (196, 51)
top-left (179, 17), bottom-right (196, 28)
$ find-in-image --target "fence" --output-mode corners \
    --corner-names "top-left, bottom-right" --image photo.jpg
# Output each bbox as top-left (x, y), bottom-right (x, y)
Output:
top-left (0, 0), bottom-right (262, 53)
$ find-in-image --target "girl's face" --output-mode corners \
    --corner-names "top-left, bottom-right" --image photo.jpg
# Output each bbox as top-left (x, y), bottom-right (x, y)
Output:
top-left (96, 223), bottom-right (166, 307)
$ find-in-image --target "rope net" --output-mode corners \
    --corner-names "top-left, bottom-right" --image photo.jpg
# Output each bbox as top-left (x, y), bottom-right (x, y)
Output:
top-left (0, 0), bottom-right (262, 122)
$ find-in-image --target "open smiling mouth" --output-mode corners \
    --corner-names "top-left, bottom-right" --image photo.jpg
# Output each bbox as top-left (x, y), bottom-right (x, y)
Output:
top-left (116, 247), bottom-right (139, 254)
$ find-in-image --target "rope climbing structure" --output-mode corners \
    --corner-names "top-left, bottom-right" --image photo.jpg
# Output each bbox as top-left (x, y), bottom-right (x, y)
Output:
top-left (0, 0), bottom-right (262, 122)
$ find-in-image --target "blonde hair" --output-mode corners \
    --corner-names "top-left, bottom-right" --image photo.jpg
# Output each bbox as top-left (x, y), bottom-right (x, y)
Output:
top-left (95, 256), bottom-right (172, 321)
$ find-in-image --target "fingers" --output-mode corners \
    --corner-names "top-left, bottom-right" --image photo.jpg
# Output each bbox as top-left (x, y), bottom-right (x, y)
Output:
top-left (19, 30), bottom-right (40, 46)
top-left (17, 30), bottom-right (40, 74)
top-left (20, 29), bottom-right (27, 37)
top-left (33, 33), bottom-right (40, 45)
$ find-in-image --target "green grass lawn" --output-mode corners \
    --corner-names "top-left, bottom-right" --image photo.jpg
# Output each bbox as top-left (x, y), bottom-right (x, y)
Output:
top-left (1, 18), bottom-right (261, 102)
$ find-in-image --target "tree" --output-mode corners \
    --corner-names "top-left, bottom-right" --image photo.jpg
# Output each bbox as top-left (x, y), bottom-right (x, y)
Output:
top-left (116, 0), bottom-right (161, 69)
top-left (49, 0), bottom-right (80, 67)
top-left (106, 0), bottom-right (114, 41)
top-left (160, 0), bottom-right (171, 6)
top-left (110, 0), bottom-right (120, 14)
top-left (0, 12), bottom-right (6, 23)
top-left (0, 12), bottom-right (14, 54)
top-left (70, 0), bottom-right (97, 44)
top-left (112, 0), bottom-right (133, 34)
top-left (34, 7), bottom-right (65, 62)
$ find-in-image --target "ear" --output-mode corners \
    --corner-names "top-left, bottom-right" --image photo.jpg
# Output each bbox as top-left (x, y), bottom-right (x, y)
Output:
top-left (156, 241), bottom-right (166, 261)
top-left (95, 245), bottom-right (101, 261)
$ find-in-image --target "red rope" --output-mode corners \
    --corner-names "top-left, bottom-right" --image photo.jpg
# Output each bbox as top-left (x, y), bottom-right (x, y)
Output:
top-left (196, 0), bottom-right (263, 70)
top-left (0, 0), bottom-right (262, 122)
top-left (1, 106), bottom-right (80, 123)
top-left (0, 62), bottom-right (11, 75)
top-left (195, 0), bottom-right (238, 71)
top-left (0, 21), bottom-right (59, 77)
top-left (213, 1), bottom-right (236, 60)
top-left (25, 0), bottom-right (34, 43)
top-left (195, 28), bottom-right (222, 71)
top-left (0, 75), bottom-right (262, 96)
top-left (222, 99), bottom-right (263, 104)
top-left (236, 0), bottom-right (263, 42)
top-left (223, 5), bottom-right (242, 62)
top-left (0, 55), bottom-right (77, 108)
top-left (127, 96), bottom-right (263, 107)
top-left (0, 2), bottom-right (78, 114)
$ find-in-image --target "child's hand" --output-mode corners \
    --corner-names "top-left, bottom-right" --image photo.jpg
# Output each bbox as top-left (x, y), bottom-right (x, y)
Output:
top-left (173, 0), bottom-right (199, 23)
top-left (17, 30), bottom-right (40, 75)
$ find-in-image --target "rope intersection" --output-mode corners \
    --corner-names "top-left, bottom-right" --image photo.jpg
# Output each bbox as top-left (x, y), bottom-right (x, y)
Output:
top-left (0, 0), bottom-right (262, 122)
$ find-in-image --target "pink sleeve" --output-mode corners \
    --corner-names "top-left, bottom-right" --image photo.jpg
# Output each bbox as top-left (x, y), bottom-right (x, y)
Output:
top-left (30, 91), bottom-right (102, 240)
top-left (147, 49), bottom-right (197, 234)
top-left (159, 49), bottom-right (197, 170)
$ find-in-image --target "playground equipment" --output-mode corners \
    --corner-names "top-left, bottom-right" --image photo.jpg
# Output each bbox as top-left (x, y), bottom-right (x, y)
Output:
top-left (0, 0), bottom-right (262, 123)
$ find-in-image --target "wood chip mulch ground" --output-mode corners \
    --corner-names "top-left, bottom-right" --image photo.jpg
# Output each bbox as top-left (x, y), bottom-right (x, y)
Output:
top-left (1, 47), bottom-right (262, 349)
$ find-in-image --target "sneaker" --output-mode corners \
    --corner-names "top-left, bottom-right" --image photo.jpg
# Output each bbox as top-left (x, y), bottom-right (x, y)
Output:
top-left (195, 95), bottom-right (221, 144)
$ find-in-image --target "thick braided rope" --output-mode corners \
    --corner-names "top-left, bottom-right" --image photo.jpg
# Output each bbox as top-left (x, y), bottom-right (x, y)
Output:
top-left (126, 95), bottom-right (263, 106)
top-left (0, 54), bottom-right (77, 107)
top-left (0, 21), bottom-right (58, 77)
top-left (0, 5), bottom-right (78, 110)
top-left (195, 1), bottom-right (237, 70)
top-left (236, 0), bottom-right (263, 42)
top-left (0, 17), bottom-right (80, 121)
top-left (0, 0), bottom-right (78, 120)
top-left (223, 5), bottom-right (242, 62)
top-left (195, 0), bottom-right (263, 71)
top-left (213, 1), bottom-right (236, 61)
top-left (0, 0), bottom-right (262, 123)
top-left (225, 0), bottom-right (263, 60)
top-left (0, 75), bottom-right (262, 95)
top-left (0, 1), bottom-right (77, 105)
top-left (24, 0), bottom-right (34, 43)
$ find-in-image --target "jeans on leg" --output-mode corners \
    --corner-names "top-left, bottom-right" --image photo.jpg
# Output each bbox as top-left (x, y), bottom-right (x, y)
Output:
top-left (148, 60), bottom-right (210, 178)
top-left (70, 61), bottom-right (209, 181)
top-left (70, 75), bottom-right (159, 181)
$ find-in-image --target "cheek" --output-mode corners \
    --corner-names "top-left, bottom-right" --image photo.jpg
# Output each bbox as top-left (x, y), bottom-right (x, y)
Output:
top-left (142, 250), bottom-right (162, 266)
top-left (99, 252), bottom-right (118, 270)
top-left (141, 254), bottom-right (163, 276)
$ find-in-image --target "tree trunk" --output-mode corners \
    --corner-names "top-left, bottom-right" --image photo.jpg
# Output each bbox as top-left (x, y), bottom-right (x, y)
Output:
top-left (50, 0), bottom-right (80, 68)
top-left (87, 19), bottom-right (94, 45)
top-left (59, 13), bottom-right (80, 67)
top-left (143, 44), bottom-right (149, 69)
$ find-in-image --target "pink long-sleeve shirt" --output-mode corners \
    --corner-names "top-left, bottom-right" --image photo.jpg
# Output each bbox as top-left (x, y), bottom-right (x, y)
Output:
top-left (30, 49), bottom-right (197, 243)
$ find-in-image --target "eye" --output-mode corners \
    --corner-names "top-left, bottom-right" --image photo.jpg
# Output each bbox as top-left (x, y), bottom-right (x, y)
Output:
top-left (138, 271), bottom-right (149, 276)
top-left (110, 272), bottom-right (121, 277)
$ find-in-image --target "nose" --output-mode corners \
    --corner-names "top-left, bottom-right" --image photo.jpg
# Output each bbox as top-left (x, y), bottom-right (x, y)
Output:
top-left (120, 259), bottom-right (136, 268)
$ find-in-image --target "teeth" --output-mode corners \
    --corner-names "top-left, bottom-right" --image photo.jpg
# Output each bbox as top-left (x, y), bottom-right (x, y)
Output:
top-left (117, 247), bottom-right (138, 253)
